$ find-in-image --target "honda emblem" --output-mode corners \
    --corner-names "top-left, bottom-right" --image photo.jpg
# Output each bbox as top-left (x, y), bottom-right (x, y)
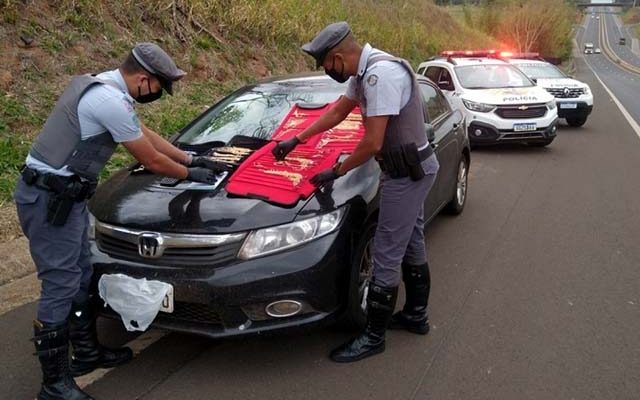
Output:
top-left (138, 232), bottom-right (164, 258)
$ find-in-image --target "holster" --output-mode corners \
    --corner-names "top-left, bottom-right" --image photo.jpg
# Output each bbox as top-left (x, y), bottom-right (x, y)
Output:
top-left (378, 143), bottom-right (429, 181)
top-left (402, 143), bottom-right (426, 182)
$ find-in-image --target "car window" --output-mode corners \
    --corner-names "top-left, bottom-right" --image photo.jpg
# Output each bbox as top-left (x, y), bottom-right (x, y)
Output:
top-left (513, 63), bottom-right (566, 79)
top-left (419, 83), bottom-right (449, 122)
top-left (177, 80), bottom-right (346, 145)
top-left (425, 67), bottom-right (441, 83)
top-left (417, 66), bottom-right (426, 76)
top-left (454, 64), bottom-right (534, 89)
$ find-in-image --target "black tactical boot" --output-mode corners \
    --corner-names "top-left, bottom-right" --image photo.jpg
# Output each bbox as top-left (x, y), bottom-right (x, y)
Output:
top-left (69, 300), bottom-right (133, 377)
top-left (33, 320), bottom-right (94, 400)
top-left (330, 282), bottom-right (398, 363)
top-left (390, 262), bottom-right (430, 335)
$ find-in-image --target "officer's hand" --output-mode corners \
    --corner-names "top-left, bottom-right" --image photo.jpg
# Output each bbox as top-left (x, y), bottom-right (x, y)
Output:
top-left (190, 156), bottom-right (233, 173)
top-left (310, 167), bottom-right (341, 186)
top-left (272, 137), bottom-right (300, 161)
top-left (186, 167), bottom-right (217, 184)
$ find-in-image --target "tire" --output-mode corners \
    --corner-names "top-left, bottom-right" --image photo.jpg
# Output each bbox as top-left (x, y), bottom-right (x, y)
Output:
top-left (566, 117), bottom-right (587, 127)
top-left (337, 221), bottom-right (376, 331)
top-left (529, 138), bottom-right (554, 147)
top-left (444, 156), bottom-right (469, 215)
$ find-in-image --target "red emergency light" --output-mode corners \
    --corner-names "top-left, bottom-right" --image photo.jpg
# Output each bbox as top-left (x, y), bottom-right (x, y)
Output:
top-left (499, 51), bottom-right (540, 59)
top-left (441, 50), bottom-right (497, 57)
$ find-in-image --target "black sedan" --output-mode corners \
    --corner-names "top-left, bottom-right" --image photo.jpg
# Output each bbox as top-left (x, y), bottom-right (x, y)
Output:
top-left (88, 73), bottom-right (470, 338)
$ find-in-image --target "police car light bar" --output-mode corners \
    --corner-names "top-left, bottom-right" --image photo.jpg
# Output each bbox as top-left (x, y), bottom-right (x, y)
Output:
top-left (441, 50), bottom-right (497, 57)
top-left (440, 50), bottom-right (540, 60)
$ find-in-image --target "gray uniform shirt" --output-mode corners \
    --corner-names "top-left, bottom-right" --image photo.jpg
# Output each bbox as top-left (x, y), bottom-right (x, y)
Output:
top-left (345, 44), bottom-right (411, 117)
top-left (26, 69), bottom-right (142, 176)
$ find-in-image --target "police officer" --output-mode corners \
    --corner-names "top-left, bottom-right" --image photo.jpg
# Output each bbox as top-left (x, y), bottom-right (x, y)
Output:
top-left (14, 43), bottom-right (225, 400)
top-left (273, 22), bottom-right (440, 363)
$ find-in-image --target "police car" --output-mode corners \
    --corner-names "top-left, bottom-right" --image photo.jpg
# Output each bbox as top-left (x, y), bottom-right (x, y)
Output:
top-left (417, 51), bottom-right (558, 147)
top-left (506, 54), bottom-right (593, 127)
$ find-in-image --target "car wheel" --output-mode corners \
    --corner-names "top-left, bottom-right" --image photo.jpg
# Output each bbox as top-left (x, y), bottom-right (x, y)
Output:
top-left (338, 221), bottom-right (376, 331)
top-left (529, 138), bottom-right (554, 147)
top-left (444, 156), bottom-right (469, 215)
top-left (566, 117), bottom-right (587, 127)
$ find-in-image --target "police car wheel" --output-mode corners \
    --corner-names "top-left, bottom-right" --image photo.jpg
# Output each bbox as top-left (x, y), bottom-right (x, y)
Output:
top-left (566, 116), bottom-right (587, 127)
top-left (444, 156), bottom-right (468, 215)
top-left (337, 220), bottom-right (376, 331)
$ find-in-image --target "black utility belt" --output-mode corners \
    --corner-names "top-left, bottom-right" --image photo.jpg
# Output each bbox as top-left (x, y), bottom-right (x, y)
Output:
top-left (21, 166), bottom-right (97, 226)
top-left (377, 143), bottom-right (433, 181)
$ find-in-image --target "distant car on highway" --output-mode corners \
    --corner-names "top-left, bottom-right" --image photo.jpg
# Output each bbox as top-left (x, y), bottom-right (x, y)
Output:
top-left (584, 43), bottom-right (594, 54)
top-left (619, 38), bottom-right (626, 45)
top-left (506, 55), bottom-right (593, 127)
top-left (594, 48), bottom-right (601, 54)
top-left (417, 50), bottom-right (558, 147)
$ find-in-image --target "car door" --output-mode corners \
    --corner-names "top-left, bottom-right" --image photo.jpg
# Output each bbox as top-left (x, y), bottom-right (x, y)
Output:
top-left (419, 81), bottom-right (463, 215)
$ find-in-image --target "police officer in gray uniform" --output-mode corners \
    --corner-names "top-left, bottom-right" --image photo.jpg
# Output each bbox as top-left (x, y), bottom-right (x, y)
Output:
top-left (15, 43), bottom-right (225, 400)
top-left (273, 22), bottom-right (440, 363)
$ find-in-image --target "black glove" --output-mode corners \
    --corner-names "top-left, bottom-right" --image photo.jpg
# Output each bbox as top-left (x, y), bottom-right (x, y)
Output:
top-left (186, 167), bottom-right (217, 184)
top-left (310, 163), bottom-right (343, 186)
top-left (190, 156), bottom-right (233, 172)
top-left (272, 137), bottom-right (300, 161)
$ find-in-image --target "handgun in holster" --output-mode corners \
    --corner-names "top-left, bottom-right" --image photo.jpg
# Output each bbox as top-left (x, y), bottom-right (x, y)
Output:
top-left (44, 178), bottom-right (84, 226)
top-left (401, 143), bottom-right (425, 182)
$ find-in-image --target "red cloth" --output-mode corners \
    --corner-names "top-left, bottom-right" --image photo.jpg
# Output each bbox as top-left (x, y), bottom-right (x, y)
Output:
top-left (226, 103), bottom-right (365, 205)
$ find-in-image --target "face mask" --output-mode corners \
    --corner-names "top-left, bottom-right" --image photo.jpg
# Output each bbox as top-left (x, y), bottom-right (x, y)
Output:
top-left (325, 56), bottom-right (348, 83)
top-left (135, 78), bottom-right (163, 103)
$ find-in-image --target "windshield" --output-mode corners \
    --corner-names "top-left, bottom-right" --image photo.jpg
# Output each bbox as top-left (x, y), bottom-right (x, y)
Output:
top-left (455, 64), bottom-right (534, 89)
top-left (178, 78), bottom-right (345, 145)
top-left (513, 63), bottom-right (566, 79)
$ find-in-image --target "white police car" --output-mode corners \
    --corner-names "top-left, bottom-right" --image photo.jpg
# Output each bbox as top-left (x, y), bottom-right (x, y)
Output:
top-left (417, 51), bottom-right (558, 147)
top-left (506, 55), bottom-right (593, 127)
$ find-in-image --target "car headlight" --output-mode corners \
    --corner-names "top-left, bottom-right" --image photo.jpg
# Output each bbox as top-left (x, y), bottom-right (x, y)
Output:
top-left (88, 213), bottom-right (96, 240)
top-left (546, 100), bottom-right (557, 110)
top-left (462, 99), bottom-right (495, 113)
top-left (238, 207), bottom-right (347, 260)
top-left (582, 86), bottom-right (591, 95)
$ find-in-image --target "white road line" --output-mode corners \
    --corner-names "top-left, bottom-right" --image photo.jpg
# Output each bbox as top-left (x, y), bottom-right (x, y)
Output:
top-left (583, 56), bottom-right (640, 141)
top-left (75, 328), bottom-right (168, 389)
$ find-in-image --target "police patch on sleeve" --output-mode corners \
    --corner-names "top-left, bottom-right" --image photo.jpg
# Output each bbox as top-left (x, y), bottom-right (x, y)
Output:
top-left (367, 74), bottom-right (378, 86)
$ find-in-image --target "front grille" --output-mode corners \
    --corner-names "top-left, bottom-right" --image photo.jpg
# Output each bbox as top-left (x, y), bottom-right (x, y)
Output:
top-left (545, 87), bottom-right (585, 98)
top-left (158, 302), bottom-right (223, 325)
top-left (96, 231), bottom-right (243, 267)
top-left (501, 131), bottom-right (545, 140)
top-left (495, 104), bottom-right (547, 119)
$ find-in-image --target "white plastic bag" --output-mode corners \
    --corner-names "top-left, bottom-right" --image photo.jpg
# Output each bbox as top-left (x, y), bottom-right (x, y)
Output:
top-left (98, 274), bottom-right (172, 332)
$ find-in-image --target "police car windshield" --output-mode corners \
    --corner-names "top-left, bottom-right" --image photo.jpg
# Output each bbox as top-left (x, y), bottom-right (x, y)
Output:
top-left (514, 63), bottom-right (566, 79)
top-left (455, 64), bottom-right (534, 89)
top-left (178, 79), bottom-right (345, 145)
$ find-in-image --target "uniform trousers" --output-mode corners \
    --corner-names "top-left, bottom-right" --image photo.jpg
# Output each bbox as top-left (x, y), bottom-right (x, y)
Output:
top-left (14, 179), bottom-right (92, 324)
top-left (372, 154), bottom-right (439, 288)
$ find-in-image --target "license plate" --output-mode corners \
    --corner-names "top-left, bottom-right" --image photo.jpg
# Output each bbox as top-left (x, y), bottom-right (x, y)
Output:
top-left (160, 285), bottom-right (174, 313)
top-left (560, 103), bottom-right (577, 109)
top-left (513, 123), bottom-right (537, 132)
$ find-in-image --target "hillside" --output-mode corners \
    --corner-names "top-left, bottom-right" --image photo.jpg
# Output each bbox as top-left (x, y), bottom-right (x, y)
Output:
top-left (0, 0), bottom-right (497, 240)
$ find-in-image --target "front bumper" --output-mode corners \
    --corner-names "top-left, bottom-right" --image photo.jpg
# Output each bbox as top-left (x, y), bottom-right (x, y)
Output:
top-left (90, 224), bottom-right (354, 339)
top-left (467, 119), bottom-right (558, 145)
top-left (556, 102), bottom-right (593, 119)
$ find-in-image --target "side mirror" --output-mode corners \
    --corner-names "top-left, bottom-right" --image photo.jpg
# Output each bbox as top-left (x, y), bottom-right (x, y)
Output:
top-left (531, 78), bottom-right (538, 84)
top-left (425, 123), bottom-right (435, 143)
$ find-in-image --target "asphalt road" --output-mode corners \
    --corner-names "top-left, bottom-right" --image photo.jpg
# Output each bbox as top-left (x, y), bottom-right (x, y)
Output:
top-left (2, 24), bottom-right (640, 400)
top-left (579, 9), bottom-right (640, 124)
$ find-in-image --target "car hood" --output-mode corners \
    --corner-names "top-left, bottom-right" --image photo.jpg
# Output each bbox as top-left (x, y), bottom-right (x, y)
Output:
top-left (462, 86), bottom-right (553, 105)
top-left (88, 161), bottom-right (380, 235)
top-left (535, 78), bottom-right (589, 90)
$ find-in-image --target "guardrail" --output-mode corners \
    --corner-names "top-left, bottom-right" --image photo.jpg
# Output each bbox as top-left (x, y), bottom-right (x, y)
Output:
top-left (599, 15), bottom-right (640, 75)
